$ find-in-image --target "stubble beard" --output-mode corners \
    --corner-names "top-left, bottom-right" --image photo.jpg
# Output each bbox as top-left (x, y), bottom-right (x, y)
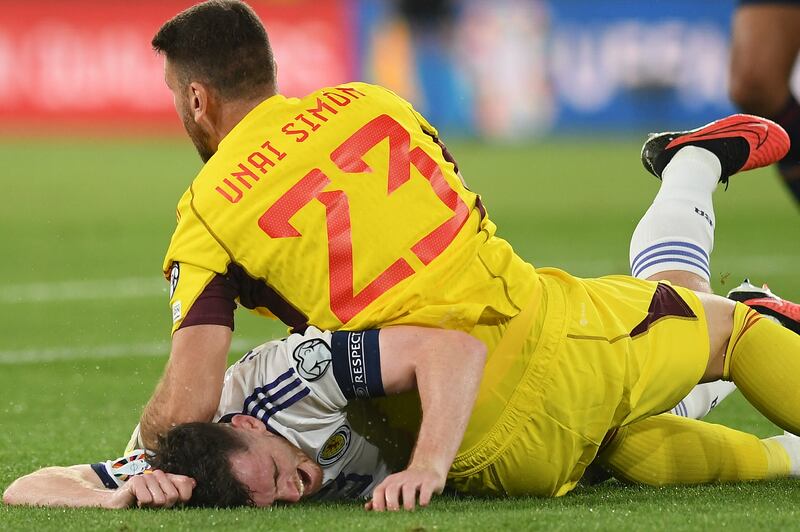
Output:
top-left (180, 108), bottom-right (215, 163)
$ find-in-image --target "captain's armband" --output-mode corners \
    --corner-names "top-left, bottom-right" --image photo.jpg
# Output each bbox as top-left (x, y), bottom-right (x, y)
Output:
top-left (330, 330), bottom-right (385, 400)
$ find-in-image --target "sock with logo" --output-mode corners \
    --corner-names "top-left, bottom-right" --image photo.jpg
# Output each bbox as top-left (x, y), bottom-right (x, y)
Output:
top-left (630, 146), bottom-right (720, 282)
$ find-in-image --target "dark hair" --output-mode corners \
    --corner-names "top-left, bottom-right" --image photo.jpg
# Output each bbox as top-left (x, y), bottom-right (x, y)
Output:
top-left (152, 0), bottom-right (276, 100)
top-left (150, 422), bottom-right (253, 508)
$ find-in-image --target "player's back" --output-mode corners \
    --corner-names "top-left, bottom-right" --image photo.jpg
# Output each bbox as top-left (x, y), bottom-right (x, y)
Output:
top-left (165, 82), bottom-right (537, 334)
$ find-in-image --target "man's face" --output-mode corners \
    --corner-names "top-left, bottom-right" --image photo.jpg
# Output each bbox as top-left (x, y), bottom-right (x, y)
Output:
top-left (227, 418), bottom-right (324, 507)
top-left (164, 59), bottom-right (215, 163)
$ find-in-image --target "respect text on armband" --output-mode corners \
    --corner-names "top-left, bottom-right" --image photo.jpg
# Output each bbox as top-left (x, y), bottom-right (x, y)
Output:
top-left (347, 331), bottom-right (369, 399)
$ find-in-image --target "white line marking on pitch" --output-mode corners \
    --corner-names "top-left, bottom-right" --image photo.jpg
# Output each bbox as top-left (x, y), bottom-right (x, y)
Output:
top-left (0, 338), bottom-right (274, 365)
top-left (0, 253), bottom-right (795, 306)
top-left (0, 277), bottom-right (166, 304)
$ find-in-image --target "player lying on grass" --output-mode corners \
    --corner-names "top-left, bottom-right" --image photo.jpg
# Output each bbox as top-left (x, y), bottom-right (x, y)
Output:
top-left (4, 309), bottom-right (800, 510)
top-left (1, 325), bottom-right (485, 509)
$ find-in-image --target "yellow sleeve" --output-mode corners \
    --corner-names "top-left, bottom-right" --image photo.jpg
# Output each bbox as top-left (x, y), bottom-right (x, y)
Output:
top-left (166, 262), bottom-right (219, 333)
top-left (163, 187), bottom-right (232, 334)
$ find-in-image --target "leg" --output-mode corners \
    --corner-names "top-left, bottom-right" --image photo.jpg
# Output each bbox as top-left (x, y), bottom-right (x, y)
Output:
top-left (730, 4), bottom-right (800, 202)
top-left (698, 292), bottom-right (800, 434)
top-left (630, 147), bottom-right (735, 417)
top-left (597, 413), bottom-right (799, 486)
top-left (729, 5), bottom-right (799, 117)
top-left (633, 116), bottom-right (791, 419)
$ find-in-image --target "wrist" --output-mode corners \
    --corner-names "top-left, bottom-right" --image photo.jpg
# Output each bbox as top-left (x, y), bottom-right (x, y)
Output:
top-left (98, 489), bottom-right (126, 510)
top-left (407, 455), bottom-right (450, 480)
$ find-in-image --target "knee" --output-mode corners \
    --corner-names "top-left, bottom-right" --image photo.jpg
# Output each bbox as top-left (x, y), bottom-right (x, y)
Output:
top-left (695, 293), bottom-right (736, 381)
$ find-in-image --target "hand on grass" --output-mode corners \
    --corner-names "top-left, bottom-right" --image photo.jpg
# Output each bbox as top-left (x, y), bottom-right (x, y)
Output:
top-left (105, 470), bottom-right (195, 509)
top-left (365, 466), bottom-right (445, 512)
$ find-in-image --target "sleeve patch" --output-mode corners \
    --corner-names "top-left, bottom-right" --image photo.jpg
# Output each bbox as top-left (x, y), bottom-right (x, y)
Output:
top-left (172, 300), bottom-right (182, 323)
top-left (169, 263), bottom-right (180, 298)
top-left (330, 330), bottom-right (385, 400)
top-left (292, 338), bottom-right (332, 381)
top-left (91, 450), bottom-right (152, 489)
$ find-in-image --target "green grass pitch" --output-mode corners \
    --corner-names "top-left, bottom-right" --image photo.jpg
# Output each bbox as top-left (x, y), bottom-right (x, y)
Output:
top-left (0, 136), bottom-right (798, 530)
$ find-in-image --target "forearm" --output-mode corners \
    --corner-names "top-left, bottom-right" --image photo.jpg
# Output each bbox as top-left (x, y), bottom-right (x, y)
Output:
top-left (408, 332), bottom-right (486, 476)
top-left (138, 325), bottom-right (231, 449)
top-left (3, 467), bottom-right (114, 508)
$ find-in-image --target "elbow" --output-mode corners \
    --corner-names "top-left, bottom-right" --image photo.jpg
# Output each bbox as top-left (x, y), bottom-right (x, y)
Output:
top-left (3, 485), bottom-right (16, 506)
top-left (3, 478), bottom-right (25, 506)
top-left (459, 332), bottom-right (487, 367)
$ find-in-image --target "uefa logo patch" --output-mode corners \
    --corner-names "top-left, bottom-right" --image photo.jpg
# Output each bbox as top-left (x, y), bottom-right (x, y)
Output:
top-left (292, 338), bottom-right (332, 381)
top-left (317, 425), bottom-right (350, 466)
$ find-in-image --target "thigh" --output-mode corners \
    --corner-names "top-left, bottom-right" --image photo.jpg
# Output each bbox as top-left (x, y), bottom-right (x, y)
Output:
top-left (560, 275), bottom-right (710, 426)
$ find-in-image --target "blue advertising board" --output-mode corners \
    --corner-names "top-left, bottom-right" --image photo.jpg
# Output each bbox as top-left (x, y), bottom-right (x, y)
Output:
top-left (357, 0), bottom-right (742, 137)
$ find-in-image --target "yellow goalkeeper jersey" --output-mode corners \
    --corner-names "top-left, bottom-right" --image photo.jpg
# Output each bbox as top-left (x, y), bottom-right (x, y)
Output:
top-left (164, 82), bottom-right (537, 334)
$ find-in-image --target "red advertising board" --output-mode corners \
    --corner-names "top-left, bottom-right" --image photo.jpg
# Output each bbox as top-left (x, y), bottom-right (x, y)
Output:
top-left (0, 0), bottom-right (356, 133)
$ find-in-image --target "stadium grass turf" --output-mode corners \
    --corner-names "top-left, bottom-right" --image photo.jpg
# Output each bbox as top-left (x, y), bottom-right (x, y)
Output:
top-left (1, 136), bottom-right (798, 530)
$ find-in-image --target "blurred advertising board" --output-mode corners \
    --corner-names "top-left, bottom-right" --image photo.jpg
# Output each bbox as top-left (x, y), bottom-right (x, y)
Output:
top-left (0, 0), bottom-right (777, 137)
top-left (0, 0), bottom-right (356, 133)
top-left (359, 0), bottom-right (742, 138)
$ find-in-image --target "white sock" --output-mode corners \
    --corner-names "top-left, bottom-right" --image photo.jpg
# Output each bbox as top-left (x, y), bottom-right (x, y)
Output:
top-left (669, 380), bottom-right (738, 419)
top-left (768, 434), bottom-right (800, 477)
top-left (629, 146), bottom-right (721, 282)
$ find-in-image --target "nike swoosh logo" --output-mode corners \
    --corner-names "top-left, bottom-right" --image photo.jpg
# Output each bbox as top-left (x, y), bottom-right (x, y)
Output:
top-left (667, 120), bottom-right (769, 150)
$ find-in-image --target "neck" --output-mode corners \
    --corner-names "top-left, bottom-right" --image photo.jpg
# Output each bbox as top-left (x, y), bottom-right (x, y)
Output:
top-left (212, 91), bottom-right (275, 148)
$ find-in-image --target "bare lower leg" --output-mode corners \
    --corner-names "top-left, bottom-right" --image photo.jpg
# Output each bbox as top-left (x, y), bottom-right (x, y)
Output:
top-left (693, 292), bottom-right (735, 382)
top-left (646, 270), bottom-right (711, 294)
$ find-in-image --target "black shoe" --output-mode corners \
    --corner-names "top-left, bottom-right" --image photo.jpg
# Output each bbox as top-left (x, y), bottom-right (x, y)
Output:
top-left (641, 114), bottom-right (790, 185)
top-left (727, 278), bottom-right (800, 334)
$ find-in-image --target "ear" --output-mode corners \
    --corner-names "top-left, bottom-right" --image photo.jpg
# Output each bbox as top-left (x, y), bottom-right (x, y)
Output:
top-left (230, 414), bottom-right (267, 432)
top-left (188, 81), bottom-right (211, 123)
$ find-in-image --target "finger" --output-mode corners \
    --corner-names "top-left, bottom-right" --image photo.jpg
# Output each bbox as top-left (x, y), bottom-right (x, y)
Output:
top-left (132, 478), bottom-right (153, 507)
top-left (167, 474), bottom-right (196, 503)
top-left (364, 500), bottom-right (373, 511)
top-left (419, 483), bottom-right (435, 507)
top-left (143, 475), bottom-right (167, 507)
top-left (384, 483), bottom-right (401, 512)
top-left (402, 482), bottom-right (418, 511)
top-left (371, 486), bottom-right (386, 512)
top-left (153, 471), bottom-right (180, 508)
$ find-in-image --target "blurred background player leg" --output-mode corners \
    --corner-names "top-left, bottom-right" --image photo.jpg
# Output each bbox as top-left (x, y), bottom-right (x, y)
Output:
top-left (629, 145), bottom-right (738, 419)
top-left (729, 0), bottom-right (800, 205)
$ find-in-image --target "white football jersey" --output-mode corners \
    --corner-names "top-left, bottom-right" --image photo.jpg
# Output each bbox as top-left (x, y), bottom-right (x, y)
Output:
top-left (100, 327), bottom-right (394, 501)
top-left (213, 326), bottom-right (392, 500)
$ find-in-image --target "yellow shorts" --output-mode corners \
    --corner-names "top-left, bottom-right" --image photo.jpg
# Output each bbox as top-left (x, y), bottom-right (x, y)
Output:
top-left (448, 268), bottom-right (709, 497)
